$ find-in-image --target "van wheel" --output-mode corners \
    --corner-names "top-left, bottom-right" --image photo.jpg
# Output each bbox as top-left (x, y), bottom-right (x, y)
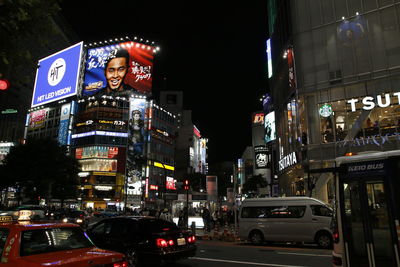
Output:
top-left (249, 230), bottom-right (264, 245)
top-left (316, 232), bottom-right (332, 249)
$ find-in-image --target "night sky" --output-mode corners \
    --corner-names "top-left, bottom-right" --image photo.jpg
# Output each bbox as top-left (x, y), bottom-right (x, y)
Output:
top-left (60, 1), bottom-right (269, 164)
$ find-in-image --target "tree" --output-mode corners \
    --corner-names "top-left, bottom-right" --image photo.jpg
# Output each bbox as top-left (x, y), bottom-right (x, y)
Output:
top-left (242, 174), bottom-right (268, 195)
top-left (1, 138), bottom-right (80, 205)
top-left (0, 0), bottom-right (61, 87)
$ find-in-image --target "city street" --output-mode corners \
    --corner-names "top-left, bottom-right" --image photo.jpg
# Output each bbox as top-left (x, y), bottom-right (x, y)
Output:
top-left (166, 240), bottom-right (331, 267)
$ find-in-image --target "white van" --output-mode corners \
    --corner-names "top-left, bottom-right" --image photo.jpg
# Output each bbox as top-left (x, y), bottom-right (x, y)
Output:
top-left (238, 197), bottom-right (333, 248)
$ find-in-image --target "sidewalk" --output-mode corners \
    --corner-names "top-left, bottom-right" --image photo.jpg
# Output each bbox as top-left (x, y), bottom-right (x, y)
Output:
top-left (192, 225), bottom-right (241, 242)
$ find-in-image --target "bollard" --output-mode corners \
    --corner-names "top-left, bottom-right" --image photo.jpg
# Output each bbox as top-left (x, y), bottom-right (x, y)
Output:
top-left (191, 221), bottom-right (196, 235)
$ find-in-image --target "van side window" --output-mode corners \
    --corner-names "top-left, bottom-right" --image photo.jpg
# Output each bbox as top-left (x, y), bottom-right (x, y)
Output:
top-left (270, 206), bottom-right (306, 218)
top-left (241, 207), bottom-right (270, 218)
top-left (311, 205), bottom-right (332, 217)
top-left (241, 206), bottom-right (306, 218)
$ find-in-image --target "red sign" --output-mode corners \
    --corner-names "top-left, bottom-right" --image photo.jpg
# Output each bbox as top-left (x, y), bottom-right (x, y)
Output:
top-left (166, 177), bottom-right (176, 190)
top-left (108, 147), bottom-right (119, 158)
top-left (193, 126), bottom-right (201, 138)
top-left (75, 148), bottom-right (83, 159)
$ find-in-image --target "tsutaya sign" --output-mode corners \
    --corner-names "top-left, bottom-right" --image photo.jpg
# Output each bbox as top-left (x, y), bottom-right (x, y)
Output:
top-left (278, 152), bottom-right (297, 171)
top-left (347, 92), bottom-right (400, 112)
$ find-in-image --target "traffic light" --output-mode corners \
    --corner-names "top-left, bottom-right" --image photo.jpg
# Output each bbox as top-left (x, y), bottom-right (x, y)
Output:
top-left (183, 179), bottom-right (190, 190)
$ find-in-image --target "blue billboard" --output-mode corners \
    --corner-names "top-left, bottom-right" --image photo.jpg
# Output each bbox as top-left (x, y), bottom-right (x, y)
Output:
top-left (31, 42), bottom-right (83, 107)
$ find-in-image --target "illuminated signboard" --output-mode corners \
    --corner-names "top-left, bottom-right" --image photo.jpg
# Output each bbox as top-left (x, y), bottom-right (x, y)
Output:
top-left (58, 102), bottom-right (71, 145)
top-left (193, 125), bottom-right (201, 138)
top-left (278, 152), bottom-right (297, 171)
top-left (128, 97), bottom-right (146, 158)
top-left (75, 146), bottom-right (118, 159)
top-left (253, 113), bottom-right (264, 125)
top-left (264, 111), bottom-right (276, 143)
top-left (31, 42), bottom-right (83, 107)
top-left (319, 104), bottom-right (333, 117)
top-left (149, 185), bottom-right (158, 190)
top-left (347, 92), bottom-right (400, 112)
top-left (71, 131), bottom-right (128, 139)
top-left (166, 176), bottom-right (176, 190)
top-left (83, 42), bottom-right (154, 96)
top-left (254, 146), bottom-right (269, 169)
top-left (28, 108), bottom-right (48, 129)
top-left (267, 39), bottom-right (272, 78)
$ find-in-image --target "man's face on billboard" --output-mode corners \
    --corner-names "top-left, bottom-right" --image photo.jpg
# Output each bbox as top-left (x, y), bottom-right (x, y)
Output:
top-left (105, 57), bottom-right (128, 91)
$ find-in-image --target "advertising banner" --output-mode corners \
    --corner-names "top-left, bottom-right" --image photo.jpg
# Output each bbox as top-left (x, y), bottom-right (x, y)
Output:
top-left (83, 42), bottom-right (154, 96)
top-left (31, 42), bottom-right (83, 107)
top-left (254, 146), bottom-right (269, 169)
top-left (264, 111), bottom-right (276, 143)
top-left (28, 108), bottom-right (48, 129)
top-left (58, 103), bottom-right (71, 145)
top-left (126, 97), bottom-right (147, 183)
top-left (75, 146), bottom-right (119, 159)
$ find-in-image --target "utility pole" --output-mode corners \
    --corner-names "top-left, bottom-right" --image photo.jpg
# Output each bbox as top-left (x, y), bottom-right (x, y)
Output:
top-left (232, 164), bottom-right (238, 234)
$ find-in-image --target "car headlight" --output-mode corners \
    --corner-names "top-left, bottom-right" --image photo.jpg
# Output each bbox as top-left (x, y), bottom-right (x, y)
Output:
top-left (76, 218), bottom-right (83, 223)
top-left (62, 218), bottom-right (68, 223)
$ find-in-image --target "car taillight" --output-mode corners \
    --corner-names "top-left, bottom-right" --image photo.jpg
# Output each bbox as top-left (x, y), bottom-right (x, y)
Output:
top-left (156, 238), bottom-right (168, 248)
top-left (156, 238), bottom-right (175, 248)
top-left (187, 235), bottom-right (196, 243)
top-left (113, 261), bottom-right (128, 267)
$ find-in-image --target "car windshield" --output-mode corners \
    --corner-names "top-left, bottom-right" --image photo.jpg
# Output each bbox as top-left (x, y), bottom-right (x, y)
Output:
top-left (20, 227), bottom-right (94, 256)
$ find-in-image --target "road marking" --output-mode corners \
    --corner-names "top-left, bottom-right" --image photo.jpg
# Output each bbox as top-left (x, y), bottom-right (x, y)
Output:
top-left (277, 252), bottom-right (331, 257)
top-left (190, 257), bottom-right (309, 267)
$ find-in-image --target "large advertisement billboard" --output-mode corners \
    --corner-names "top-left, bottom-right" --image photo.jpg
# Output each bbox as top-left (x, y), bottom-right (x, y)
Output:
top-left (265, 111), bottom-right (276, 143)
top-left (83, 42), bottom-right (154, 97)
top-left (126, 97), bottom-right (147, 183)
top-left (31, 42), bottom-right (83, 107)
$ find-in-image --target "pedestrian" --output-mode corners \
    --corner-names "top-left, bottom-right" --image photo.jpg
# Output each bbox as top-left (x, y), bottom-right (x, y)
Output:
top-left (202, 207), bottom-right (211, 232)
top-left (178, 210), bottom-right (185, 228)
top-left (159, 208), bottom-right (172, 222)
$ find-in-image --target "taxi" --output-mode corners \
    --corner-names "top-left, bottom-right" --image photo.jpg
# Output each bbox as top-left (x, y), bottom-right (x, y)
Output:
top-left (0, 210), bottom-right (128, 266)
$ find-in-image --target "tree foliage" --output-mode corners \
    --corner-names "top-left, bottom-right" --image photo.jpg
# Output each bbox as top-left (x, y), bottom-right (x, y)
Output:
top-left (0, 0), bottom-right (61, 84)
top-left (1, 139), bottom-right (80, 205)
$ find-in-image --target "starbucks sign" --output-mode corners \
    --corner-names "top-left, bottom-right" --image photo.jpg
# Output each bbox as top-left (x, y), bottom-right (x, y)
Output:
top-left (319, 104), bottom-right (333, 117)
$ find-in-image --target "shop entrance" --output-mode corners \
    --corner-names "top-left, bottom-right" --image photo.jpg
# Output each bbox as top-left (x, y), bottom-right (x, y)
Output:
top-left (340, 177), bottom-right (398, 266)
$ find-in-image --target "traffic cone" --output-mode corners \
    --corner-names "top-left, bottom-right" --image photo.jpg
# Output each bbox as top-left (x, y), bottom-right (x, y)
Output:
top-left (213, 224), bottom-right (220, 240)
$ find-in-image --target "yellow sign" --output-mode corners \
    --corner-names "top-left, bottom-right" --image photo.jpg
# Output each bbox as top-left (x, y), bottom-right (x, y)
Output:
top-left (153, 162), bottom-right (175, 171)
top-left (0, 216), bottom-right (12, 223)
top-left (18, 210), bottom-right (33, 221)
top-left (93, 172), bottom-right (117, 176)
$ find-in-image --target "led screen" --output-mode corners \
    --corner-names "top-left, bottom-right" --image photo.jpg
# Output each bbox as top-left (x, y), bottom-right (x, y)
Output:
top-left (83, 42), bottom-right (154, 96)
top-left (126, 97), bottom-right (147, 183)
top-left (267, 39), bottom-right (272, 78)
top-left (31, 42), bottom-right (83, 107)
top-left (264, 111), bottom-right (276, 143)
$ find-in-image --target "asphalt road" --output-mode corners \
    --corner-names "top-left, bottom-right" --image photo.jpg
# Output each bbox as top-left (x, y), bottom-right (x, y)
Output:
top-left (165, 240), bottom-right (332, 267)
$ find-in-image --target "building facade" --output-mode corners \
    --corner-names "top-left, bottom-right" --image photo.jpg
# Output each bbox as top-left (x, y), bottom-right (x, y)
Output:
top-left (269, 0), bottom-right (400, 203)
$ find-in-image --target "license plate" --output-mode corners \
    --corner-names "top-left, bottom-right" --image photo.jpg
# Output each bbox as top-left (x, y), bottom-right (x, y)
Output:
top-left (177, 238), bottom-right (186, 246)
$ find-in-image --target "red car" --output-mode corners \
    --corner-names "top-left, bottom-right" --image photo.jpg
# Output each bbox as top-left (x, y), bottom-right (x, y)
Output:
top-left (0, 214), bottom-right (127, 267)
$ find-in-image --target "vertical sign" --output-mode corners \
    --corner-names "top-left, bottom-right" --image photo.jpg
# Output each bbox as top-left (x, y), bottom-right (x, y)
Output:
top-left (58, 103), bottom-right (71, 145)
